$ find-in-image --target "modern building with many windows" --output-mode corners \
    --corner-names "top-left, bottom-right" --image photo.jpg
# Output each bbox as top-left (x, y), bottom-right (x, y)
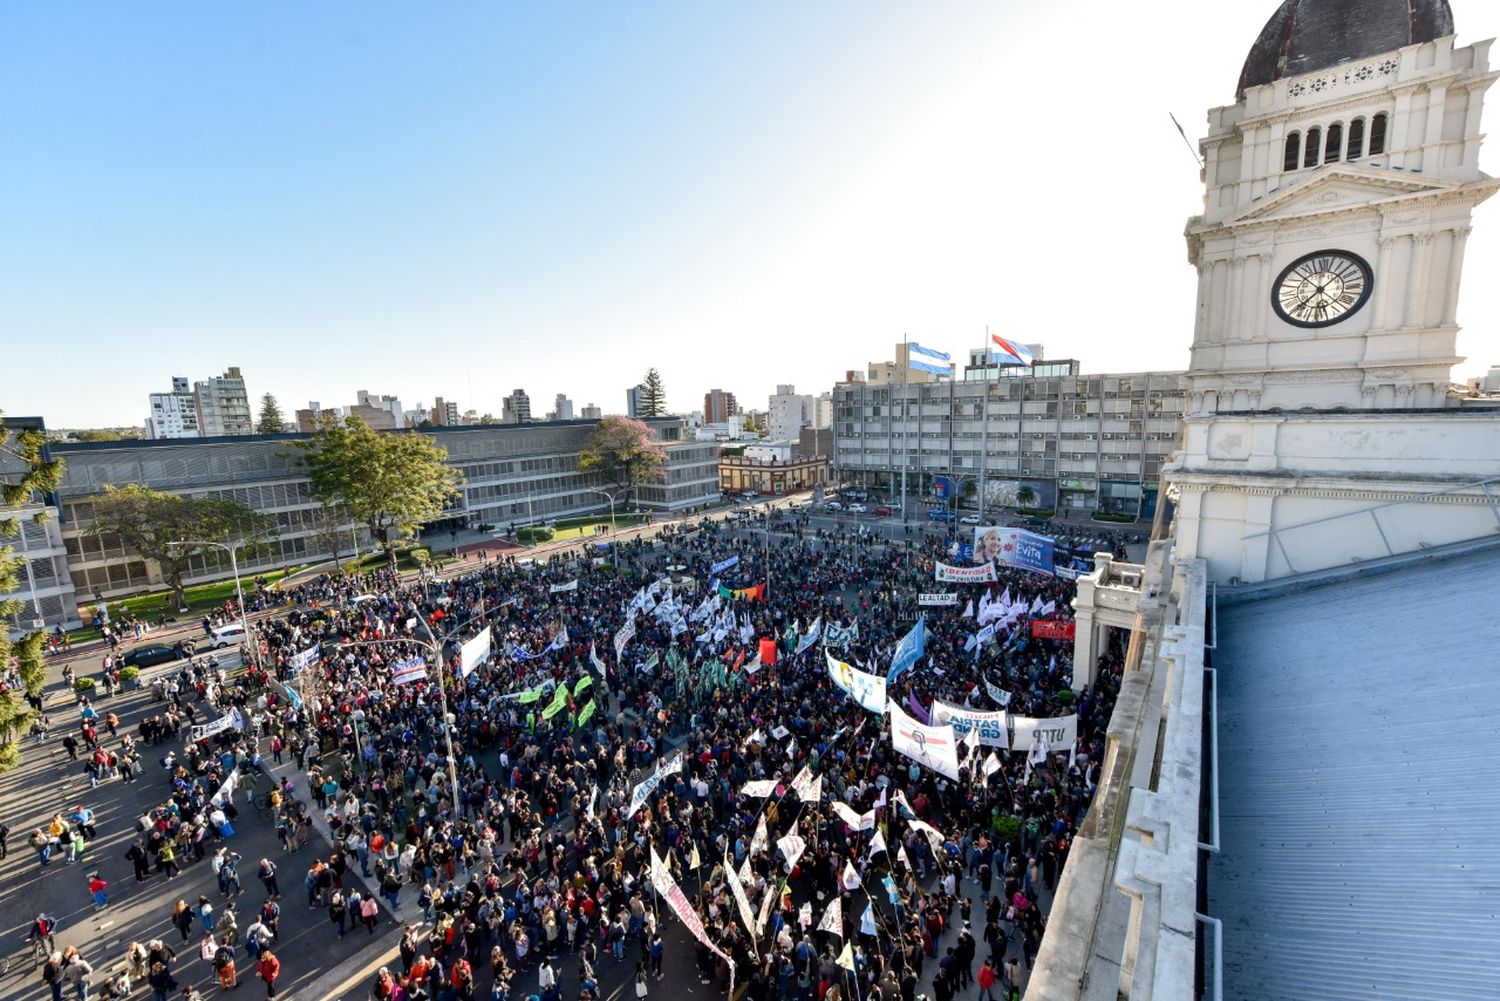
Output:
top-left (831, 363), bottom-right (1185, 519)
top-left (0, 418), bottom-right (80, 634)
top-left (47, 417), bottom-right (719, 603)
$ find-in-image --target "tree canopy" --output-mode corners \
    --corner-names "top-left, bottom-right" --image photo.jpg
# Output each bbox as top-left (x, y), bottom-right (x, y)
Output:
top-left (638, 369), bottom-right (667, 418)
top-left (89, 484), bottom-right (274, 609)
top-left (578, 416), bottom-right (667, 508)
top-left (0, 415), bottom-right (64, 772)
top-left (294, 418), bottom-right (461, 564)
top-left (256, 393), bottom-right (289, 434)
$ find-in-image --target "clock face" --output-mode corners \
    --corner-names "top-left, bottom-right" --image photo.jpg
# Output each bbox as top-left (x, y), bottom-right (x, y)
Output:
top-left (1272, 250), bottom-right (1373, 328)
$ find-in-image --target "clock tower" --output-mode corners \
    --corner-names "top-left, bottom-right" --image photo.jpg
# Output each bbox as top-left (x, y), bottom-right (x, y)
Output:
top-left (1165, 0), bottom-right (1500, 584)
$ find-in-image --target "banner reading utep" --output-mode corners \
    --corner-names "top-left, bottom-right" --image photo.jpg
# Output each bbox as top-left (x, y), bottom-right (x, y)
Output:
top-left (1008, 713), bottom-right (1078, 753)
top-left (1031, 619), bottom-right (1077, 640)
top-left (935, 561), bottom-right (997, 584)
top-left (918, 593), bottom-right (959, 606)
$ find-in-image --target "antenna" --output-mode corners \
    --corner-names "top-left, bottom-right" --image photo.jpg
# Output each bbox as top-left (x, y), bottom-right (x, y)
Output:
top-left (1170, 113), bottom-right (1205, 171)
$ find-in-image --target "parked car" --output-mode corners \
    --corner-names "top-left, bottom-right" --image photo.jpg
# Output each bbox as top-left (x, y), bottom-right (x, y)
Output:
top-left (209, 623), bottom-right (246, 649)
top-left (826, 501), bottom-right (844, 512)
top-left (121, 644), bottom-right (180, 670)
top-left (959, 514), bottom-right (981, 525)
top-left (873, 505), bottom-right (894, 517)
top-left (927, 509), bottom-right (957, 522)
top-left (848, 503), bottom-right (867, 514)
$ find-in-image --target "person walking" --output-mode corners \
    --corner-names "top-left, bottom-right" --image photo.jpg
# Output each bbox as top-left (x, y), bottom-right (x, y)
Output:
top-left (212, 936), bottom-right (237, 991)
top-left (196, 896), bottom-right (215, 933)
top-left (255, 949), bottom-right (280, 999)
top-left (61, 947), bottom-right (93, 1001)
top-left (359, 893), bottom-right (379, 934)
top-left (88, 872), bottom-right (109, 910)
top-left (42, 950), bottom-right (65, 1001)
top-left (171, 901), bottom-right (194, 944)
top-left (257, 859), bottom-right (280, 898)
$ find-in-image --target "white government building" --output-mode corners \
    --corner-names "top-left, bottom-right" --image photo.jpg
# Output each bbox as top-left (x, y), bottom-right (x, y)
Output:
top-left (1034, 2), bottom-right (1500, 1000)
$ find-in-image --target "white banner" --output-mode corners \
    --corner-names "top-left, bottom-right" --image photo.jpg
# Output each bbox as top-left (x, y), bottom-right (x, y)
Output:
top-left (794, 617), bottom-right (822, 656)
top-left (549, 579), bottom-right (579, 593)
top-left (984, 677), bottom-right (1012, 707)
top-left (777, 832), bottom-right (807, 873)
top-left (830, 802), bottom-right (876, 832)
top-left (391, 656), bottom-right (427, 687)
top-left (740, 778), bottom-right (778, 798)
top-left (460, 627), bottom-right (492, 679)
top-left (614, 616), bottom-right (636, 660)
top-left (724, 851), bottom-right (759, 953)
top-left (917, 593), bottom-right (959, 606)
top-left (1008, 714), bottom-right (1079, 753)
top-left (626, 752), bottom-right (684, 819)
top-left (590, 642), bottom-right (608, 679)
top-left (827, 651), bottom-right (887, 715)
top-left (935, 561), bottom-right (997, 584)
top-left (929, 701), bottom-right (1009, 749)
top-left (888, 700), bottom-right (961, 780)
top-left (191, 713), bottom-right (236, 742)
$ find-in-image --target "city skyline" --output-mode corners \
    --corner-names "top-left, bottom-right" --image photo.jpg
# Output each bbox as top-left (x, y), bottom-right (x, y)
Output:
top-left (5, 1), bottom-right (1499, 428)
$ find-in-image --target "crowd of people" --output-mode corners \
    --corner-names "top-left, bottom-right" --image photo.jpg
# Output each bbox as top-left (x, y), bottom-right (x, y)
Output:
top-left (22, 505), bottom-right (1129, 1001)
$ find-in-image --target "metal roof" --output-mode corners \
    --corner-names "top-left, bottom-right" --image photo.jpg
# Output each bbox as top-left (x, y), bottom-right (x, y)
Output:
top-left (1208, 545), bottom-right (1500, 1001)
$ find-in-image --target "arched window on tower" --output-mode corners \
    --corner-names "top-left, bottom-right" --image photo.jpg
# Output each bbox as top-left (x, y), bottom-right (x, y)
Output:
top-left (1369, 113), bottom-right (1388, 155)
top-left (1324, 123), bottom-right (1343, 162)
top-left (1347, 118), bottom-right (1365, 160)
top-left (1304, 126), bottom-right (1322, 167)
top-left (1283, 132), bottom-right (1301, 171)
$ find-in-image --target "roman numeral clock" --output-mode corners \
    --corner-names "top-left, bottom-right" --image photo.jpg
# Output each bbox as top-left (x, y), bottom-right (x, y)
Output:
top-left (1271, 249), bottom-right (1373, 328)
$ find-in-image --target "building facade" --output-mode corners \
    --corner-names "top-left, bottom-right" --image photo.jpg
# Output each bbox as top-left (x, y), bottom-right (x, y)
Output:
top-left (626, 384), bottom-right (647, 418)
top-left (47, 418), bottom-right (719, 602)
top-left (832, 367), bottom-right (1185, 518)
top-left (548, 394), bottom-right (574, 421)
top-left (580, 403), bottom-right (602, 420)
top-left (0, 418), bottom-right (80, 634)
top-left (146, 378), bottom-right (202, 439)
top-left (193, 367), bottom-right (253, 436)
top-left (502, 390), bottom-right (531, 424)
top-left (719, 452), bottom-right (830, 495)
top-left (768, 385), bottom-right (815, 440)
top-left (703, 388), bottom-right (738, 424)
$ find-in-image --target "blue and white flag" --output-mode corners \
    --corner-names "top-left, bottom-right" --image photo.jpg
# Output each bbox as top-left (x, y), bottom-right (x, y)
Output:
top-left (886, 617), bottom-right (926, 684)
top-left (794, 617), bottom-right (822, 656)
top-left (288, 644), bottom-right (320, 675)
top-left (907, 342), bottom-right (952, 376)
top-left (391, 656), bottom-right (427, 687)
top-left (710, 555), bottom-right (740, 576)
top-left (824, 620), bottom-right (859, 650)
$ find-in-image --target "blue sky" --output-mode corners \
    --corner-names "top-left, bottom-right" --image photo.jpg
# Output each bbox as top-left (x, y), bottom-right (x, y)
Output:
top-left (4, 1), bottom-right (1498, 426)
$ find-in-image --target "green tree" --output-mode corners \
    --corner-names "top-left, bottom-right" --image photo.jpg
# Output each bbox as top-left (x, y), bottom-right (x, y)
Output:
top-left (71, 429), bottom-right (124, 442)
top-left (639, 368), bottom-right (667, 418)
top-left (256, 393), bottom-right (289, 434)
top-left (578, 416), bottom-right (667, 509)
top-left (294, 418), bottom-right (462, 566)
top-left (89, 484), bottom-right (275, 610)
top-left (1016, 485), bottom-right (1039, 509)
top-left (0, 415), bottom-right (64, 772)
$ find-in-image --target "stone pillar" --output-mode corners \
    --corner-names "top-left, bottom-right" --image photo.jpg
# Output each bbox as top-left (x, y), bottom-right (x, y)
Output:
top-left (1071, 608), bottom-right (1097, 691)
top-left (1442, 227), bottom-right (1471, 326)
top-left (1405, 233), bottom-right (1435, 329)
top-left (1369, 237), bottom-right (1396, 330)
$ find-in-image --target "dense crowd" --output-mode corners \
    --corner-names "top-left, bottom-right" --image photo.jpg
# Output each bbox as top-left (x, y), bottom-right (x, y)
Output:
top-left (29, 509), bottom-right (1129, 1001)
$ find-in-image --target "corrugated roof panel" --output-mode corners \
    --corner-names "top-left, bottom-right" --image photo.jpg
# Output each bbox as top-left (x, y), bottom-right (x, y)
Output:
top-left (1208, 548), bottom-right (1500, 1001)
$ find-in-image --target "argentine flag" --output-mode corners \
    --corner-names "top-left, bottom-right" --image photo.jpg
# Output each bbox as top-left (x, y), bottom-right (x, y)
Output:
top-left (907, 342), bottom-right (952, 376)
top-left (989, 334), bottom-right (1035, 368)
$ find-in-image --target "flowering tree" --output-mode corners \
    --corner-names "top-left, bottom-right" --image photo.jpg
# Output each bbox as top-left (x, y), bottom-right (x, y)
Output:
top-left (578, 416), bottom-right (667, 509)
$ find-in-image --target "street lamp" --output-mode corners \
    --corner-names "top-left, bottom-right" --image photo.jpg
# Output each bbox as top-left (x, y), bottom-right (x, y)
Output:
top-left (584, 488), bottom-right (618, 535)
top-left (168, 530), bottom-right (275, 672)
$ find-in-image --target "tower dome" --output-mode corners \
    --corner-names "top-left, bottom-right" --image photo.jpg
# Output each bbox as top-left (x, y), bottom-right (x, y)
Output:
top-left (1237, 0), bottom-right (1454, 97)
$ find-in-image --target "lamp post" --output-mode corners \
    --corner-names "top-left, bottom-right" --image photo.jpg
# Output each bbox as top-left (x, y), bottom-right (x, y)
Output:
top-left (168, 530), bottom-right (275, 672)
top-left (584, 488), bottom-right (618, 535)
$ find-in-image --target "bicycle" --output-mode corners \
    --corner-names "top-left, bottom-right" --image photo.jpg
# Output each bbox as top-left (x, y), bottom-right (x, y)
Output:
top-left (0, 934), bottom-right (52, 975)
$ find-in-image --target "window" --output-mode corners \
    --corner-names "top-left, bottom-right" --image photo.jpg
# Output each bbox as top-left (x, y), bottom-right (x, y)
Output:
top-left (1324, 123), bottom-right (1343, 162)
top-left (1369, 113), bottom-right (1388, 155)
top-left (1283, 132), bottom-right (1301, 170)
top-left (1347, 117), bottom-right (1365, 159)
top-left (1303, 127), bottom-right (1322, 167)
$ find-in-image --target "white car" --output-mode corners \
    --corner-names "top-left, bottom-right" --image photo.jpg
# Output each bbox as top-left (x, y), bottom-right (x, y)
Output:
top-left (959, 514), bottom-right (981, 525)
top-left (209, 622), bottom-right (246, 648)
top-left (848, 503), bottom-right (868, 514)
top-left (826, 501), bottom-right (843, 512)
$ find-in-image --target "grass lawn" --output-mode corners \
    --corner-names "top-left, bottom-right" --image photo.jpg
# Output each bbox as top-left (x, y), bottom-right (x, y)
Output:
top-left (548, 515), bottom-right (650, 542)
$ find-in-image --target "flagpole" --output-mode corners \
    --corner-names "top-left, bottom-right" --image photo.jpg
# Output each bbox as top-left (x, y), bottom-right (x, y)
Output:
top-left (979, 325), bottom-right (989, 525)
top-left (901, 333), bottom-right (909, 525)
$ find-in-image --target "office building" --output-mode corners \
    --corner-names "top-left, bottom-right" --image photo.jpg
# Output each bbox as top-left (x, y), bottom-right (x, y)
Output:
top-left (193, 367), bottom-right (253, 436)
top-left (430, 397), bottom-right (460, 427)
top-left (703, 389), bottom-right (738, 424)
top-left (813, 393), bottom-right (833, 429)
top-left (502, 389), bottom-right (531, 424)
top-left (626, 384), bottom-right (647, 418)
top-left (580, 403), bottom-right (602, 420)
top-left (145, 378), bottom-right (202, 439)
top-left (547, 394), bottom-right (574, 422)
top-left (355, 391), bottom-right (405, 429)
top-left (47, 417), bottom-right (719, 601)
top-left (832, 364), bottom-right (1185, 518)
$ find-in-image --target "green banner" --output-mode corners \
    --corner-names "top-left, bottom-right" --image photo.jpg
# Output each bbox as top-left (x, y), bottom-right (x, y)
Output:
top-left (542, 691), bottom-right (569, 721)
top-left (577, 698), bottom-right (597, 728)
top-left (515, 688), bottom-right (542, 704)
top-left (573, 675), bottom-right (594, 699)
